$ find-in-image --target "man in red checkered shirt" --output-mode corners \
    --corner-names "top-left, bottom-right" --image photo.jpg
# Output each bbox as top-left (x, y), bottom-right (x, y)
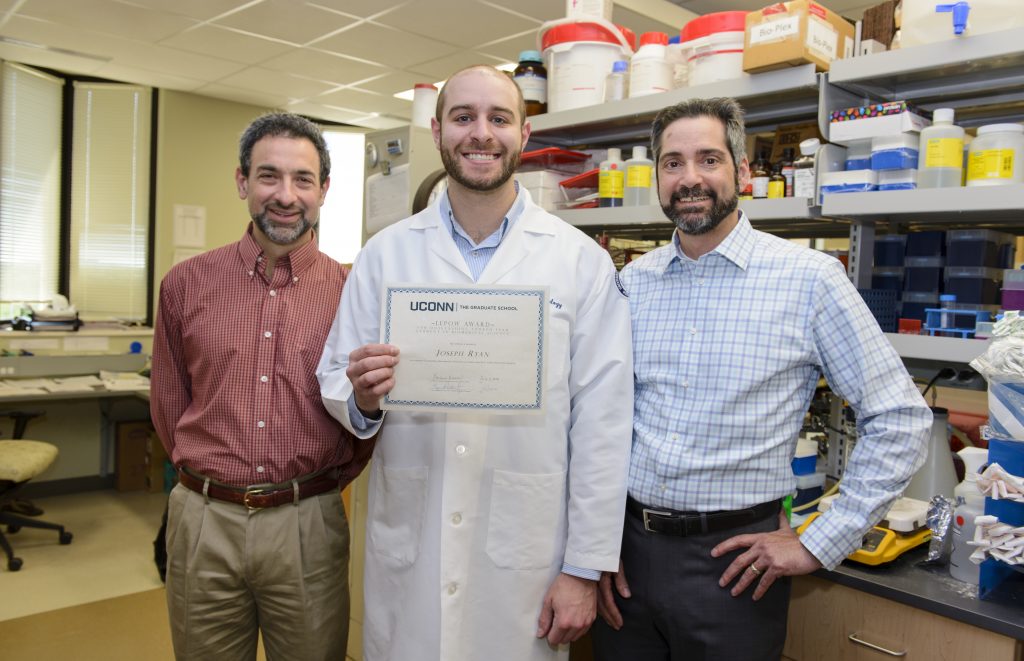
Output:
top-left (150, 112), bottom-right (371, 661)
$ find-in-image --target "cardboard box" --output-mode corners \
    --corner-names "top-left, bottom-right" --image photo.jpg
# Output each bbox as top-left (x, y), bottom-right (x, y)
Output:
top-left (116, 421), bottom-right (153, 491)
top-left (743, 1), bottom-right (855, 74)
top-left (829, 100), bottom-right (930, 143)
top-left (770, 121), bottom-right (824, 163)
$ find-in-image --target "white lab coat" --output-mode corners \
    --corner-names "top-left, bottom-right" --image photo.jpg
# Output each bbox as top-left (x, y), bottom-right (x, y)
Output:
top-left (318, 190), bottom-right (633, 661)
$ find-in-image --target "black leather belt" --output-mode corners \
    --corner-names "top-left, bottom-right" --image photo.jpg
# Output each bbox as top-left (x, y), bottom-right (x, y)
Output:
top-left (627, 495), bottom-right (779, 536)
top-left (179, 467), bottom-right (339, 510)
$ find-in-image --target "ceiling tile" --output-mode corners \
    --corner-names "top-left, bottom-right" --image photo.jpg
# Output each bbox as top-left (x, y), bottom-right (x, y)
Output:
top-left (312, 22), bottom-right (459, 69)
top-left (158, 25), bottom-right (295, 64)
top-left (476, 30), bottom-right (540, 64)
top-left (284, 99), bottom-right (370, 125)
top-left (374, 0), bottom-right (536, 49)
top-left (93, 63), bottom-right (207, 91)
top-left (482, 0), bottom-right (561, 24)
top-left (406, 50), bottom-right (506, 81)
top-left (193, 82), bottom-right (290, 109)
top-left (259, 47), bottom-right (387, 85)
top-left (104, 42), bottom-right (248, 81)
top-left (211, 0), bottom-right (355, 45)
top-left (316, 88), bottom-right (411, 116)
top-left (0, 43), bottom-right (107, 77)
top-left (114, 0), bottom-right (253, 22)
top-left (0, 15), bottom-right (118, 62)
top-left (17, 0), bottom-right (199, 43)
top-left (218, 67), bottom-right (339, 99)
top-left (307, 0), bottom-right (407, 19)
top-left (350, 70), bottom-right (435, 96)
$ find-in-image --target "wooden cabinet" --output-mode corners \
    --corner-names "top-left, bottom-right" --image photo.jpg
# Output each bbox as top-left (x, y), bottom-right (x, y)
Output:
top-left (785, 575), bottom-right (1023, 661)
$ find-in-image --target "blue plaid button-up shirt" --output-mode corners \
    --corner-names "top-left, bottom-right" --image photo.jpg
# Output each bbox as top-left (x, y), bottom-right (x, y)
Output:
top-left (620, 212), bottom-right (931, 569)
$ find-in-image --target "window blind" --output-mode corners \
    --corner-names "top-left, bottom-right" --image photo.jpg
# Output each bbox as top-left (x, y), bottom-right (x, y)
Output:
top-left (69, 82), bottom-right (151, 321)
top-left (0, 62), bottom-right (62, 319)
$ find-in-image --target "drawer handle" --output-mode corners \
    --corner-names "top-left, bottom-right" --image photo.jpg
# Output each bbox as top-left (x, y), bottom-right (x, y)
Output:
top-left (848, 632), bottom-right (907, 657)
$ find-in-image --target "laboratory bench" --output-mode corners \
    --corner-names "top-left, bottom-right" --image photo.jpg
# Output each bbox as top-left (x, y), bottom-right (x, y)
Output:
top-left (785, 545), bottom-right (1024, 660)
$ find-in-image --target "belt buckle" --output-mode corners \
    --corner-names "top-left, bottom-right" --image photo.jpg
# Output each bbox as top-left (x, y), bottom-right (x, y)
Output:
top-left (243, 487), bottom-right (268, 510)
top-left (642, 507), bottom-right (672, 533)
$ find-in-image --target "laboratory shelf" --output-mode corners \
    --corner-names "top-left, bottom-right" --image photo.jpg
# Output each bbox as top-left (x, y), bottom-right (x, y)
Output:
top-left (820, 185), bottom-right (1024, 226)
top-left (527, 64), bottom-right (820, 149)
top-left (884, 332), bottom-right (990, 364)
top-left (825, 26), bottom-right (1024, 126)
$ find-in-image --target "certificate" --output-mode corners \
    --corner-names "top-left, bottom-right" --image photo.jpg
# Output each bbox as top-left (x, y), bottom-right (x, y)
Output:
top-left (380, 283), bottom-right (548, 413)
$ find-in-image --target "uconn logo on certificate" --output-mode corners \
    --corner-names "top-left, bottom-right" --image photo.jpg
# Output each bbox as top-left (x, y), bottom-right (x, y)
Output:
top-left (410, 301), bottom-right (455, 312)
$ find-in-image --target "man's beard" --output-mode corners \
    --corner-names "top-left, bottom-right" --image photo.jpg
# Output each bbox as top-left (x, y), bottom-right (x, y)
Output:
top-left (252, 210), bottom-right (315, 245)
top-left (661, 179), bottom-right (739, 236)
top-left (440, 141), bottom-right (520, 192)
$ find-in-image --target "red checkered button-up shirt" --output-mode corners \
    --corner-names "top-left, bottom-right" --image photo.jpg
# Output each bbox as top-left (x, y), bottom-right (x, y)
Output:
top-left (150, 227), bottom-right (370, 487)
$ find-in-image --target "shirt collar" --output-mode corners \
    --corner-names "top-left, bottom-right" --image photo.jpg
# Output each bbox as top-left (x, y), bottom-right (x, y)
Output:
top-left (671, 210), bottom-right (755, 271)
top-left (237, 223), bottom-right (320, 276)
top-left (440, 182), bottom-right (525, 247)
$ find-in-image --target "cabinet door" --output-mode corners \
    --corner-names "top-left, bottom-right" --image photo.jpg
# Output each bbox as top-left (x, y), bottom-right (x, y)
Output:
top-left (785, 576), bottom-right (1021, 661)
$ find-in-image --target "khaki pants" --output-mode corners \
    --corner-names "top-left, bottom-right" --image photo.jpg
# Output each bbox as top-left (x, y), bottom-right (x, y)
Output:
top-left (165, 482), bottom-right (350, 661)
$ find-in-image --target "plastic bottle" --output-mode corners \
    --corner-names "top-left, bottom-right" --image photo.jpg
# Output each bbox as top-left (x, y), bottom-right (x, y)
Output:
top-left (513, 50), bottom-right (547, 116)
top-left (624, 146), bottom-right (653, 206)
top-left (767, 165), bottom-right (786, 199)
top-left (939, 293), bottom-right (957, 329)
top-left (917, 108), bottom-right (964, 188)
top-left (666, 35), bottom-right (688, 89)
top-left (603, 60), bottom-right (629, 103)
top-left (950, 446), bottom-right (987, 583)
top-left (779, 148), bottom-right (795, 197)
top-left (750, 151), bottom-right (770, 199)
top-left (599, 148), bottom-right (625, 207)
top-left (966, 123), bottom-right (1024, 186)
top-left (794, 138), bottom-right (820, 200)
top-left (903, 407), bottom-right (959, 502)
top-left (628, 32), bottom-right (671, 98)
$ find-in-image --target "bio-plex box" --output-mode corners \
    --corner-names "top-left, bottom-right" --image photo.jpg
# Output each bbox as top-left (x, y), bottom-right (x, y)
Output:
top-left (743, 1), bottom-right (855, 73)
top-left (829, 100), bottom-right (930, 143)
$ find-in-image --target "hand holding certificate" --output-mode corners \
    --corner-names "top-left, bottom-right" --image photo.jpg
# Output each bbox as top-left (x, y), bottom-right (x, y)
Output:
top-left (380, 283), bottom-right (547, 413)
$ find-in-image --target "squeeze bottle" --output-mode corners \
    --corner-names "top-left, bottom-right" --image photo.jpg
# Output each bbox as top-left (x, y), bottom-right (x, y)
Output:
top-left (599, 148), bottom-right (625, 208)
top-left (950, 447), bottom-right (988, 583)
top-left (917, 108), bottom-right (964, 188)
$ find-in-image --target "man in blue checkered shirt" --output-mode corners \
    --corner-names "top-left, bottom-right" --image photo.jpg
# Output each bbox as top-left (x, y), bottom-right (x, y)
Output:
top-left (590, 97), bottom-right (931, 660)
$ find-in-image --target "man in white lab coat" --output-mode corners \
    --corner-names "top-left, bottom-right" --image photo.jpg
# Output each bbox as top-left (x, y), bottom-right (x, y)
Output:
top-left (317, 65), bottom-right (633, 661)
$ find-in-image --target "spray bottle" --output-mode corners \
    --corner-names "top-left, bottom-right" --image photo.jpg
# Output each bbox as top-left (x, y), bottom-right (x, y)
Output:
top-left (624, 146), bottom-right (654, 206)
top-left (950, 446), bottom-right (988, 583)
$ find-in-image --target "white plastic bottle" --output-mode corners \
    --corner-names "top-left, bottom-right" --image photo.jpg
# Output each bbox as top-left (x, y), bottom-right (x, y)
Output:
top-left (950, 446), bottom-right (988, 584)
top-left (603, 60), bottom-right (629, 103)
top-left (624, 146), bottom-right (654, 206)
top-left (598, 148), bottom-right (625, 208)
top-left (628, 32), bottom-right (671, 98)
top-left (793, 138), bottom-right (820, 200)
top-left (917, 108), bottom-right (965, 188)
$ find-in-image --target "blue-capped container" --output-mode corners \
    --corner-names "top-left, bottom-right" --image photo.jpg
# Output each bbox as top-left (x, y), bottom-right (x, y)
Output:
top-left (871, 134), bottom-right (919, 170)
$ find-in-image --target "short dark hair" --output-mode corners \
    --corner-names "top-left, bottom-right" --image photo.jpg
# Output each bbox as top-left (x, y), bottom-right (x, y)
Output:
top-left (650, 97), bottom-right (747, 169)
top-left (435, 65), bottom-right (527, 127)
top-left (239, 112), bottom-right (331, 185)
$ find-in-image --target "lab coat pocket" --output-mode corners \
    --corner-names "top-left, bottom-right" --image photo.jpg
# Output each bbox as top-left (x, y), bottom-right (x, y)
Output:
top-left (486, 469), bottom-right (566, 570)
top-left (368, 464), bottom-right (428, 567)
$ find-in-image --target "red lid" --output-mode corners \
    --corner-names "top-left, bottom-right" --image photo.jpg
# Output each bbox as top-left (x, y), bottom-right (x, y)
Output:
top-left (680, 11), bottom-right (747, 42)
top-left (414, 83), bottom-right (437, 90)
top-left (542, 22), bottom-right (634, 53)
top-left (640, 31), bottom-right (668, 47)
top-left (617, 25), bottom-right (636, 51)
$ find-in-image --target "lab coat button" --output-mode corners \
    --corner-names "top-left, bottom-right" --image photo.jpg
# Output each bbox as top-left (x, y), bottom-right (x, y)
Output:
top-left (447, 583), bottom-right (458, 595)
top-left (455, 444), bottom-right (467, 455)
top-left (452, 513), bottom-right (462, 525)
top-left (257, 420), bottom-right (265, 429)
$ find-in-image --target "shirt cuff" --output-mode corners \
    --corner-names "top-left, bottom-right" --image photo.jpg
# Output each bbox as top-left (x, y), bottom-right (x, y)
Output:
top-left (348, 396), bottom-right (384, 435)
top-left (561, 562), bottom-right (600, 581)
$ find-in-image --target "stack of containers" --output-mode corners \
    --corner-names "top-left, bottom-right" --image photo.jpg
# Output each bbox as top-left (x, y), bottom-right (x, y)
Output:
top-left (871, 234), bottom-right (907, 327)
top-left (541, 21), bottom-right (635, 113)
top-left (1003, 268), bottom-right (1024, 311)
top-left (871, 134), bottom-right (919, 190)
top-left (679, 11), bottom-right (747, 87)
top-left (901, 231), bottom-right (946, 323)
top-left (943, 229), bottom-right (1014, 325)
top-left (791, 438), bottom-right (825, 526)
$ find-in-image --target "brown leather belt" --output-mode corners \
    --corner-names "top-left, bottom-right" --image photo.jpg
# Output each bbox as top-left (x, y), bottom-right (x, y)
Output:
top-left (627, 495), bottom-right (779, 536)
top-left (178, 468), bottom-right (339, 509)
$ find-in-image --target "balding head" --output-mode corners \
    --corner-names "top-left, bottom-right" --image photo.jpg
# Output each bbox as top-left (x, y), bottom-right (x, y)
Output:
top-left (435, 65), bottom-right (527, 127)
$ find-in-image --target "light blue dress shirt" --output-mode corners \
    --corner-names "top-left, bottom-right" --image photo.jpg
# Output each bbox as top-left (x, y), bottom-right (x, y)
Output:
top-left (620, 212), bottom-right (931, 569)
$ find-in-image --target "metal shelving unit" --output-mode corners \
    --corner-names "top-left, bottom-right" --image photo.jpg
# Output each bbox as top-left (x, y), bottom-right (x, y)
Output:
top-left (822, 185), bottom-right (1024, 225)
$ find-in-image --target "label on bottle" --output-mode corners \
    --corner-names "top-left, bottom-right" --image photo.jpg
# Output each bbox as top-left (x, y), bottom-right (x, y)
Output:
top-left (925, 137), bottom-right (964, 169)
top-left (967, 149), bottom-right (1015, 181)
top-left (599, 169), bottom-right (624, 199)
top-left (781, 165), bottom-right (794, 196)
top-left (514, 73), bottom-right (547, 103)
top-left (752, 175), bottom-right (769, 199)
top-left (626, 164), bottom-right (652, 188)
top-left (767, 179), bottom-right (785, 199)
top-left (794, 168), bottom-right (815, 198)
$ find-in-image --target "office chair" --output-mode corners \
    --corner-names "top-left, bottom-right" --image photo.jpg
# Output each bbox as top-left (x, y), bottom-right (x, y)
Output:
top-left (0, 440), bottom-right (73, 571)
top-left (1, 411), bottom-right (47, 516)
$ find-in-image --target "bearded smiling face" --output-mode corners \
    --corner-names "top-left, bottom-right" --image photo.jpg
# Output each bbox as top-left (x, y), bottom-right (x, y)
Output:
top-left (661, 175), bottom-right (740, 236)
top-left (438, 130), bottom-right (521, 192)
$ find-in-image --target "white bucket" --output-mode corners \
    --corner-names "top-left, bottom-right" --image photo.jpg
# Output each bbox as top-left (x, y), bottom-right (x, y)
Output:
top-left (541, 19), bottom-right (633, 113)
top-left (680, 11), bottom-right (746, 87)
top-left (901, 0), bottom-right (1023, 48)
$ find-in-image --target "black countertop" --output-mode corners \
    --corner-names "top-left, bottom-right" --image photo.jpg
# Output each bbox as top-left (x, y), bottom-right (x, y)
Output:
top-left (813, 545), bottom-right (1024, 640)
